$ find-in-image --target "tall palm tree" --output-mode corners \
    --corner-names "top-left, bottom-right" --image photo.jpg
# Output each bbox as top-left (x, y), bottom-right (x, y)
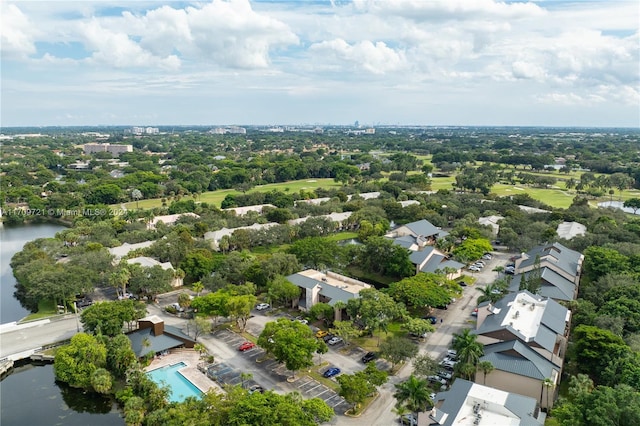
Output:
top-left (476, 284), bottom-right (502, 304)
top-left (477, 361), bottom-right (494, 385)
top-left (452, 329), bottom-right (484, 367)
top-left (394, 375), bottom-right (431, 420)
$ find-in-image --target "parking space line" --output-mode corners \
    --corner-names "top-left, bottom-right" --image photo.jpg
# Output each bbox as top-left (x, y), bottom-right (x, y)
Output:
top-left (297, 379), bottom-right (311, 388)
top-left (306, 384), bottom-right (321, 393)
top-left (314, 388), bottom-right (331, 398)
top-left (331, 400), bottom-right (345, 408)
top-left (324, 394), bottom-right (341, 403)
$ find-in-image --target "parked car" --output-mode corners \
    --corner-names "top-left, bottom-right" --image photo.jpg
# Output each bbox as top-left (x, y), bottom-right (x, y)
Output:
top-left (430, 392), bottom-right (437, 401)
top-left (438, 370), bottom-right (453, 380)
top-left (447, 349), bottom-right (458, 358)
top-left (323, 334), bottom-right (336, 343)
top-left (424, 316), bottom-right (438, 324)
top-left (482, 253), bottom-right (493, 260)
top-left (248, 384), bottom-right (265, 394)
top-left (238, 341), bottom-right (256, 351)
top-left (294, 316), bottom-right (309, 325)
top-left (440, 359), bottom-right (457, 369)
top-left (457, 280), bottom-right (467, 287)
top-left (316, 330), bottom-right (329, 339)
top-left (471, 307), bottom-right (478, 317)
top-left (362, 352), bottom-right (377, 363)
top-left (256, 303), bottom-right (270, 310)
top-left (469, 266), bottom-right (481, 272)
top-left (400, 413), bottom-right (418, 426)
top-left (327, 336), bottom-right (343, 345)
top-left (323, 367), bottom-right (341, 378)
top-left (427, 375), bottom-right (448, 385)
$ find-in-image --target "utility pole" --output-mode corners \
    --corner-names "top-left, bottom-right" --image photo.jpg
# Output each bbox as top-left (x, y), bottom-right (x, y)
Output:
top-left (73, 301), bottom-right (80, 332)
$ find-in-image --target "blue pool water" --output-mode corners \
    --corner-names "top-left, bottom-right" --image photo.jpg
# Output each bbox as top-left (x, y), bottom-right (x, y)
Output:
top-left (147, 362), bottom-right (202, 402)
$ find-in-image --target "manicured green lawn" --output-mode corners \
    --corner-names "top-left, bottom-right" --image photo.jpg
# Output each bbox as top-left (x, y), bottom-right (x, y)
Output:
top-left (352, 321), bottom-right (406, 353)
top-left (21, 299), bottom-right (58, 322)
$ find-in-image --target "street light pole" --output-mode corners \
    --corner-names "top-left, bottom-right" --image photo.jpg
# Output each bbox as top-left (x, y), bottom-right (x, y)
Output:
top-left (73, 301), bottom-right (80, 332)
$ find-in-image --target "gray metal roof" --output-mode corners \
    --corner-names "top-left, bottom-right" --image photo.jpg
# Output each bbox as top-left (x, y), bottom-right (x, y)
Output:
top-left (508, 268), bottom-right (576, 301)
top-left (409, 246), bottom-right (435, 265)
top-left (480, 340), bottom-right (557, 380)
top-left (392, 235), bottom-right (417, 249)
top-left (519, 243), bottom-right (582, 277)
top-left (405, 219), bottom-right (442, 237)
top-left (127, 327), bottom-right (194, 358)
top-left (286, 273), bottom-right (321, 290)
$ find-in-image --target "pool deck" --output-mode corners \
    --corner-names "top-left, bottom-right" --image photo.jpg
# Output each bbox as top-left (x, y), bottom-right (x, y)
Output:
top-left (145, 350), bottom-right (223, 395)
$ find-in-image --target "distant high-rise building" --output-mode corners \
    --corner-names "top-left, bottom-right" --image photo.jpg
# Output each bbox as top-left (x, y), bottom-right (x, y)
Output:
top-left (354, 120), bottom-right (360, 128)
top-left (83, 143), bottom-right (133, 157)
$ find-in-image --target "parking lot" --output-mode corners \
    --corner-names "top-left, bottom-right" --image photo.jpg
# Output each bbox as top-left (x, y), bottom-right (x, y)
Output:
top-left (211, 328), bottom-right (352, 414)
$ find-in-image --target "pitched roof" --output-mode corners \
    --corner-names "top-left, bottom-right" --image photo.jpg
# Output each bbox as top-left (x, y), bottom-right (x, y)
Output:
top-left (127, 327), bottom-right (194, 358)
top-left (391, 235), bottom-right (417, 249)
top-left (519, 242), bottom-right (582, 277)
top-left (405, 219), bottom-right (442, 237)
top-left (508, 268), bottom-right (576, 301)
top-left (286, 270), bottom-right (370, 306)
top-left (409, 246), bottom-right (435, 265)
top-left (480, 340), bottom-right (558, 380)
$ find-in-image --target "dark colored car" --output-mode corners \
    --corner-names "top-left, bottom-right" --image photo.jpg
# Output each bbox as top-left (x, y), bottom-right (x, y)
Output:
top-left (362, 352), bottom-right (377, 363)
top-left (323, 367), bottom-right (341, 378)
top-left (424, 316), bottom-right (437, 324)
top-left (248, 384), bottom-right (265, 394)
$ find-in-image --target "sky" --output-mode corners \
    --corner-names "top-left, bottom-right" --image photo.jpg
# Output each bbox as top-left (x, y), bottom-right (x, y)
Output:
top-left (1, 0), bottom-right (639, 128)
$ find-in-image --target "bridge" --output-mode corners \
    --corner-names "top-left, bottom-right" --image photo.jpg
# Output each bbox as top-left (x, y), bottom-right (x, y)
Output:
top-left (0, 315), bottom-right (82, 361)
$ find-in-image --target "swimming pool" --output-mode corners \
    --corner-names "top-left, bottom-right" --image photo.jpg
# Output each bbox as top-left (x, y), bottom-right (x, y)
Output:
top-left (147, 362), bottom-right (202, 402)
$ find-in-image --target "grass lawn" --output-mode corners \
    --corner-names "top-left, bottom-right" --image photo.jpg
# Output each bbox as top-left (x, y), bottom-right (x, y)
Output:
top-left (352, 321), bottom-right (406, 353)
top-left (345, 266), bottom-right (397, 287)
top-left (344, 392), bottom-right (379, 417)
top-left (325, 232), bottom-right (359, 242)
top-left (20, 299), bottom-right (59, 322)
top-left (120, 178), bottom-right (342, 209)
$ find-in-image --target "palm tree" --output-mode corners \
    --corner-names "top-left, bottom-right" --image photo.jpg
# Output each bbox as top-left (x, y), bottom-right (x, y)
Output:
top-left (477, 361), bottom-right (494, 385)
top-left (476, 284), bottom-right (502, 304)
top-left (452, 329), bottom-right (484, 373)
top-left (192, 281), bottom-right (204, 297)
top-left (394, 375), bottom-right (431, 420)
top-left (542, 377), bottom-right (556, 411)
top-left (392, 404), bottom-right (410, 424)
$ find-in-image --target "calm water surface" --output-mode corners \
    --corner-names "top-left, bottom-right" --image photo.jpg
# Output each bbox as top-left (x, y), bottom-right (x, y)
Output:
top-left (0, 363), bottom-right (123, 426)
top-left (0, 223), bottom-right (66, 323)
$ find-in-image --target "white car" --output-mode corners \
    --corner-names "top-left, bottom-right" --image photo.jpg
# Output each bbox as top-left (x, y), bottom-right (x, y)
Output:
top-left (327, 336), bottom-right (343, 345)
top-left (256, 303), bottom-right (270, 310)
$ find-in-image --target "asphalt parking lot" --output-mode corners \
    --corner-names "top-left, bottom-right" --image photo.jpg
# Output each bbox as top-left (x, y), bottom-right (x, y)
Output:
top-left (211, 328), bottom-right (352, 414)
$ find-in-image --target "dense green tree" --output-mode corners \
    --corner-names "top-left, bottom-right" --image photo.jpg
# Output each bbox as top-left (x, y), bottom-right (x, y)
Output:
top-left (287, 237), bottom-right (343, 269)
top-left (452, 328), bottom-right (484, 369)
top-left (80, 300), bottom-right (144, 337)
top-left (380, 336), bottom-right (418, 368)
top-left (582, 246), bottom-right (630, 283)
top-left (452, 238), bottom-right (493, 263)
top-left (267, 275), bottom-right (301, 308)
top-left (346, 288), bottom-right (406, 345)
top-left (227, 294), bottom-right (257, 331)
top-left (258, 318), bottom-right (324, 378)
top-left (329, 320), bottom-right (360, 345)
top-left (389, 273), bottom-right (454, 310)
top-left (571, 325), bottom-right (631, 384)
top-left (54, 333), bottom-right (107, 389)
top-left (180, 248), bottom-right (215, 281)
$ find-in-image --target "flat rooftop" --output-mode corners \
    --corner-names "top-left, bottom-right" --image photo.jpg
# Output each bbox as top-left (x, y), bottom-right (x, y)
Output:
top-left (297, 269), bottom-right (369, 295)
top-left (499, 292), bottom-right (546, 341)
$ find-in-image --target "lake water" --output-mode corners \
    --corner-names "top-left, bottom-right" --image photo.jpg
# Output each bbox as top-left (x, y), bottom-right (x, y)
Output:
top-left (0, 362), bottom-right (123, 426)
top-left (0, 223), bottom-right (66, 323)
top-left (597, 200), bottom-right (640, 215)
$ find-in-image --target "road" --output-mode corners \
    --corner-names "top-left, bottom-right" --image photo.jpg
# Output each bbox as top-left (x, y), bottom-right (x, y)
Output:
top-left (0, 315), bottom-right (82, 359)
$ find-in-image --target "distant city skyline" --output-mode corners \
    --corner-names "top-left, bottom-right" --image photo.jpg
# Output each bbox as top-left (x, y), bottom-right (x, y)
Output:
top-left (1, 0), bottom-right (639, 128)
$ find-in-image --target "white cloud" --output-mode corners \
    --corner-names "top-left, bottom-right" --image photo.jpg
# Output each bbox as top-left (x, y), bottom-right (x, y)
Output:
top-left (310, 38), bottom-right (406, 74)
top-left (0, 3), bottom-right (37, 58)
